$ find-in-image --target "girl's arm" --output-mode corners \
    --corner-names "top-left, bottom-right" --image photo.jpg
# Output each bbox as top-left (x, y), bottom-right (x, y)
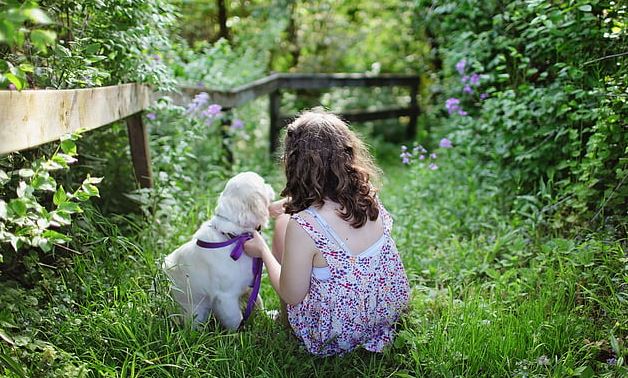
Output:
top-left (245, 219), bottom-right (315, 305)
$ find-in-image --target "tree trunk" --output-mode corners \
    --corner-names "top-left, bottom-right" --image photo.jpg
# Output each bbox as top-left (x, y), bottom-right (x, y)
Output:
top-left (217, 0), bottom-right (230, 42)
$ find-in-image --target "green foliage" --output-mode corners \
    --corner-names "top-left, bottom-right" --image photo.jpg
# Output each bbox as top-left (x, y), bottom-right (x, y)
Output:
top-left (418, 0), bottom-right (628, 228)
top-left (1, 0), bottom-right (176, 89)
top-left (0, 0), bottom-right (57, 89)
top-left (0, 132), bottom-right (101, 261)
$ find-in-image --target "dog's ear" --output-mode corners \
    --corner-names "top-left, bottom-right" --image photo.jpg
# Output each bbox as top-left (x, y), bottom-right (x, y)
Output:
top-left (245, 185), bottom-right (274, 228)
top-left (216, 173), bottom-right (274, 230)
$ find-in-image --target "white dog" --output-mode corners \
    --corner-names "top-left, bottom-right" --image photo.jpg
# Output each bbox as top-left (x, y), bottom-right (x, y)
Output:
top-left (162, 172), bottom-right (274, 329)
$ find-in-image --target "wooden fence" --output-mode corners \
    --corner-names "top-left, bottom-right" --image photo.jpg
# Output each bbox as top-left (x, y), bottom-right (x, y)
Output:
top-left (0, 73), bottom-right (420, 188)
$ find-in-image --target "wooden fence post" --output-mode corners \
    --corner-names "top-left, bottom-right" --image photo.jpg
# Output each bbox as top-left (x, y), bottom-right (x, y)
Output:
top-left (406, 83), bottom-right (419, 140)
top-left (126, 112), bottom-right (153, 188)
top-left (221, 107), bottom-right (234, 165)
top-left (269, 90), bottom-right (281, 155)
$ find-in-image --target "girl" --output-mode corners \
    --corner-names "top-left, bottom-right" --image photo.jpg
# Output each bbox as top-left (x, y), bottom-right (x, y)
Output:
top-left (245, 109), bottom-right (410, 356)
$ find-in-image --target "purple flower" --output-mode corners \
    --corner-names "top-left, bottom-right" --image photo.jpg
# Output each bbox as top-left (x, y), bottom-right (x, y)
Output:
top-left (430, 153), bottom-right (437, 159)
top-left (8, 83), bottom-right (16, 90)
top-left (480, 93), bottom-right (489, 100)
top-left (231, 119), bottom-right (244, 129)
top-left (446, 98), bottom-right (461, 115)
top-left (429, 163), bottom-right (438, 170)
top-left (400, 146), bottom-right (412, 165)
top-left (458, 109), bottom-right (468, 116)
top-left (414, 145), bottom-right (427, 154)
top-left (463, 85), bottom-right (473, 94)
top-left (456, 59), bottom-right (466, 75)
top-left (470, 73), bottom-right (480, 86)
top-left (439, 138), bottom-right (453, 148)
top-left (151, 54), bottom-right (161, 61)
top-left (461, 75), bottom-right (469, 83)
top-left (146, 112), bottom-right (157, 120)
top-left (607, 357), bottom-right (617, 366)
top-left (202, 104), bottom-right (222, 118)
top-left (419, 154), bottom-right (425, 160)
top-left (186, 92), bottom-right (210, 113)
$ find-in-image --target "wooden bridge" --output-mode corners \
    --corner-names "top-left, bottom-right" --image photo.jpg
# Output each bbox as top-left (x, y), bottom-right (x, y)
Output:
top-left (0, 73), bottom-right (420, 188)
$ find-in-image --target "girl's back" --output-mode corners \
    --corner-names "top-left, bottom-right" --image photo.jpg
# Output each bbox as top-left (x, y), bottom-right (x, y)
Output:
top-left (286, 200), bottom-right (410, 356)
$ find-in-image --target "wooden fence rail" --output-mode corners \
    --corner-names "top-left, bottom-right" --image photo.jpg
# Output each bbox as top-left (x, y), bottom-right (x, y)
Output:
top-left (0, 83), bottom-right (154, 187)
top-left (1, 73), bottom-right (420, 188)
top-left (177, 73), bottom-right (420, 153)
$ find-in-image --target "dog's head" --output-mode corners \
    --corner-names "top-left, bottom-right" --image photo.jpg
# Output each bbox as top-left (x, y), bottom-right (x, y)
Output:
top-left (213, 172), bottom-right (275, 233)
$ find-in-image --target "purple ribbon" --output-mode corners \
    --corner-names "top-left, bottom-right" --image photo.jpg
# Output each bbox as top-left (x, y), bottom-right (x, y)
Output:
top-left (196, 232), bottom-right (263, 324)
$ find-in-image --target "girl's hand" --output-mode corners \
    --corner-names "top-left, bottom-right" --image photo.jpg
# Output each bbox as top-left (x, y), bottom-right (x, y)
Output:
top-left (244, 231), bottom-right (268, 258)
top-left (269, 198), bottom-right (288, 219)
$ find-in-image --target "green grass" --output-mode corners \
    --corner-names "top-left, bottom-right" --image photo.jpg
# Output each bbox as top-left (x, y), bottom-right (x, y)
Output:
top-left (1, 143), bottom-right (626, 377)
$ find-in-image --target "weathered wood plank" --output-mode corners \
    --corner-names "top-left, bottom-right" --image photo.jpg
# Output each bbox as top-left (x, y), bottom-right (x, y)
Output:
top-left (0, 83), bottom-right (151, 155)
top-left (269, 90), bottom-right (281, 155)
top-left (126, 113), bottom-right (153, 188)
top-left (407, 84), bottom-right (419, 139)
top-left (169, 73), bottom-right (419, 108)
top-left (278, 73), bottom-right (420, 90)
top-left (279, 107), bottom-right (416, 125)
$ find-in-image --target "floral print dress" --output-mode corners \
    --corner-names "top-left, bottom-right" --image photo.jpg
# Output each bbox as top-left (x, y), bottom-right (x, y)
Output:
top-left (286, 203), bottom-right (410, 356)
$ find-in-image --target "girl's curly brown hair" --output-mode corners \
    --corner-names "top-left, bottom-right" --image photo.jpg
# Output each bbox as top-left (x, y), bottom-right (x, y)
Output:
top-left (280, 109), bottom-right (381, 228)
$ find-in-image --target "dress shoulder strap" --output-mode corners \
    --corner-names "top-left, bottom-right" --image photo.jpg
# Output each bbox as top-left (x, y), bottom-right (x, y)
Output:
top-left (376, 196), bottom-right (394, 235)
top-left (290, 211), bottom-right (331, 250)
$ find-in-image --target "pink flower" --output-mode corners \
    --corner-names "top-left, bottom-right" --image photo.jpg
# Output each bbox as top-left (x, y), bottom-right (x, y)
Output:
top-left (8, 83), bottom-right (16, 90)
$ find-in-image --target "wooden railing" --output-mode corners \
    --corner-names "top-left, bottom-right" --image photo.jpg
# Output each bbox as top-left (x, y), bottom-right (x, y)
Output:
top-left (0, 84), bottom-right (154, 188)
top-left (177, 73), bottom-right (420, 153)
top-left (0, 73), bottom-right (420, 188)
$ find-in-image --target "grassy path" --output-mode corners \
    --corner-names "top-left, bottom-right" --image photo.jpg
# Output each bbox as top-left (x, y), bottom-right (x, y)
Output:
top-left (1, 144), bottom-right (625, 377)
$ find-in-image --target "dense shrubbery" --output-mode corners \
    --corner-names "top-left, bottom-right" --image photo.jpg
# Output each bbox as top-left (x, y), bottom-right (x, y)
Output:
top-left (1, 0), bottom-right (176, 89)
top-left (417, 0), bottom-right (627, 230)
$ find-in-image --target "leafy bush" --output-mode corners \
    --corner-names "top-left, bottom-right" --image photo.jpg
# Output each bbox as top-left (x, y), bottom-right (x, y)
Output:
top-left (0, 132), bottom-right (101, 263)
top-left (418, 0), bottom-right (628, 228)
top-left (0, 0), bottom-right (56, 89)
top-left (1, 0), bottom-right (176, 89)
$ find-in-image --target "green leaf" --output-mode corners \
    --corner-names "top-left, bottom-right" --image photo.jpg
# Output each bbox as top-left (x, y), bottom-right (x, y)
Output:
top-left (0, 200), bottom-right (7, 219)
top-left (578, 5), bottom-right (592, 12)
top-left (86, 176), bottom-right (103, 184)
top-left (0, 351), bottom-right (27, 378)
top-left (53, 186), bottom-right (67, 206)
top-left (4, 73), bottom-right (25, 90)
top-left (0, 169), bottom-right (9, 185)
top-left (16, 181), bottom-right (28, 198)
top-left (24, 8), bottom-right (53, 24)
top-left (51, 211), bottom-right (72, 226)
top-left (31, 174), bottom-right (56, 192)
top-left (42, 230), bottom-right (71, 243)
top-left (8, 198), bottom-right (27, 217)
top-left (56, 201), bottom-right (82, 214)
top-left (30, 30), bottom-right (56, 53)
top-left (59, 139), bottom-right (77, 155)
top-left (81, 183), bottom-right (100, 198)
top-left (18, 169), bottom-right (34, 178)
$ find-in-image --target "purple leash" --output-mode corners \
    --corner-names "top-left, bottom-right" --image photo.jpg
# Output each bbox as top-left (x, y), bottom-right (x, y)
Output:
top-left (196, 232), bottom-right (263, 324)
